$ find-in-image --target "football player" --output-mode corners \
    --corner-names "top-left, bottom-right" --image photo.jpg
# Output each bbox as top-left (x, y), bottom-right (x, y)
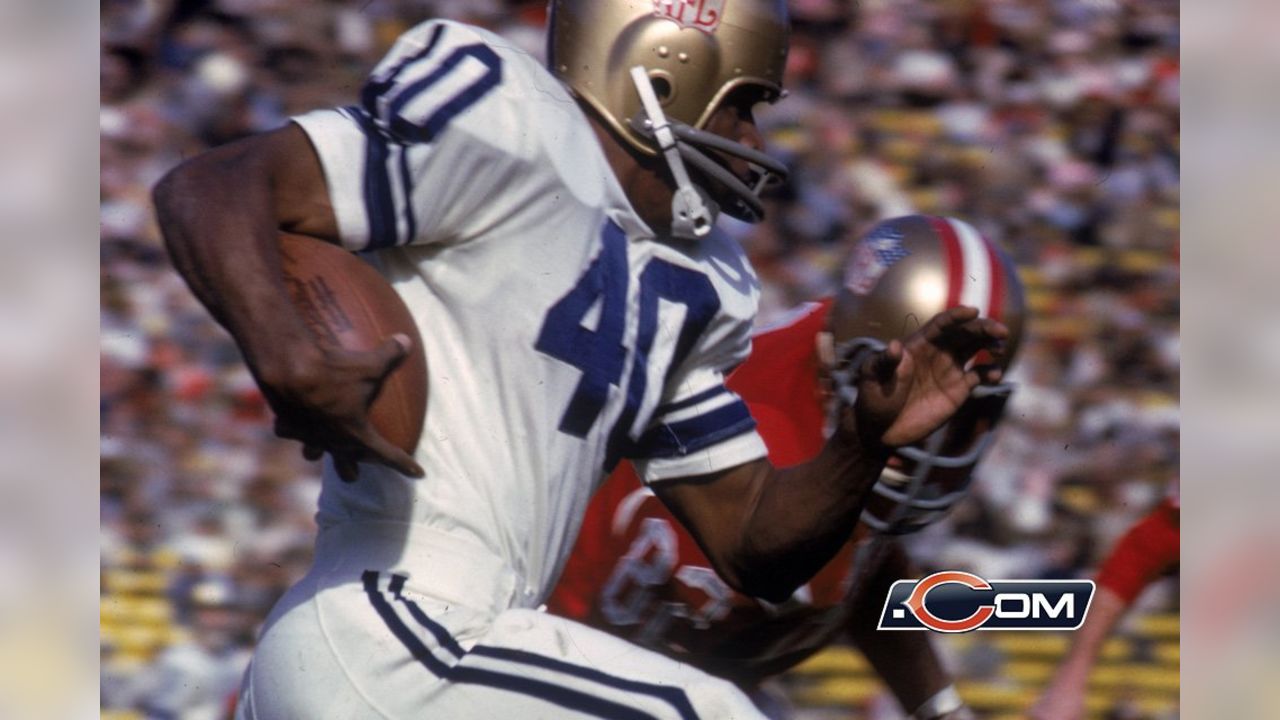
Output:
top-left (1030, 491), bottom-right (1179, 720)
top-left (550, 215), bottom-right (1026, 720)
top-left (152, 4), bottom-right (1007, 718)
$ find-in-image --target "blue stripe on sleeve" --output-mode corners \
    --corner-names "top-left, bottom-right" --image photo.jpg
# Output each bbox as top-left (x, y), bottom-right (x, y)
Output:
top-left (396, 144), bottom-right (416, 243)
top-left (349, 109), bottom-right (399, 250)
top-left (635, 399), bottom-right (757, 459)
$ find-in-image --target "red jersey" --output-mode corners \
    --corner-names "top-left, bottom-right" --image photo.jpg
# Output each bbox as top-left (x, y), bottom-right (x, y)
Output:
top-left (1094, 497), bottom-right (1180, 604)
top-left (549, 301), bottom-right (871, 682)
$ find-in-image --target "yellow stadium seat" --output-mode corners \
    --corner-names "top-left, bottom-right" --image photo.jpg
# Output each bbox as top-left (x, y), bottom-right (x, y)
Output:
top-left (789, 676), bottom-right (884, 707)
top-left (1017, 266), bottom-right (1048, 288)
top-left (956, 681), bottom-right (1036, 711)
top-left (131, 597), bottom-right (174, 625)
top-left (908, 189), bottom-right (942, 213)
top-left (1154, 641), bottom-right (1180, 665)
top-left (992, 633), bottom-right (1070, 658)
top-left (790, 646), bottom-right (870, 675)
top-left (1069, 247), bottom-right (1106, 268)
top-left (1117, 250), bottom-right (1168, 273)
top-left (1134, 614), bottom-right (1179, 639)
top-left (1029, 315), bottom-right (1094, 341)
top-left (1003, 660), bottom-right (1056, 684)
top-left (1087, 664), bottom-right (1180, 693)
top-left (110, 648), bottom-right (154, 666)
top-left (1058, 486), bottom-right (1101, 515)
top-left (885, 138), bottom-right (925, 163)
top-left (902, 113), bottom-right (944, 137)
top-left (101, 595), bottom-right (174, 627)
top-left (886, 163), bottom-right (914, 185)
top-left (871, 109), bottom-right (908, 130)
top-left (151, 548), bottom-right (183, 570)
top-left (1025, 289), bottom-right (1058, 314)
top-left (1083, 692), bottom-right (1114, 713)
top-left (1098, 638), bottom-right (1131, 662)
top-left (103, 568), bottom-right (169, 595)
top-left (107, 624), bottom-right (172, 656)
top-left (100, 597), bottom-right (127, 624)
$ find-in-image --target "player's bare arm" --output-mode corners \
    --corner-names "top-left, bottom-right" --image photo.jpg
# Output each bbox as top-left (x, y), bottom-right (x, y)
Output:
top-left (655, 306), bottom-right (1007, 602)
top-left (152, 124), bottom-right (423, 480)
top-left (847, 538), bottom-right (966, 719)
top-left (1031, 500), bottom-right (1179, 720)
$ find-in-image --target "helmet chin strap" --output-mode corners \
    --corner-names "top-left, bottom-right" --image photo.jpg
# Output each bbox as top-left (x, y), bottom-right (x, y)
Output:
top-left (630, 66), bottom-right (716, 239)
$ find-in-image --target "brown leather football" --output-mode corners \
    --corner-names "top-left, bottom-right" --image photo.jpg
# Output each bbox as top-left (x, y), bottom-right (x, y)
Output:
top-left (278, 232), bottom-right (427, 454)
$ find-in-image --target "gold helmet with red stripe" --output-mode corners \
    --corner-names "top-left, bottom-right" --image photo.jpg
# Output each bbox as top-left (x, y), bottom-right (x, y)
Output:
top-left (829, 215), bottom-right (1027, 534)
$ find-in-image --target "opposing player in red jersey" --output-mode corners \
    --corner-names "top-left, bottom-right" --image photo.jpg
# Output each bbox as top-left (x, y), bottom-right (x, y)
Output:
top-left (1030, 492), bottom-right (1180, 720)
top-left (550, 215), bottom-right (1027, 719)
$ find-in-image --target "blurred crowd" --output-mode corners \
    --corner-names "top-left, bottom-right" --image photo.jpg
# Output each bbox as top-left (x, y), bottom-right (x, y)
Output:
top-left (100, 0), bottom-right (1179, 717)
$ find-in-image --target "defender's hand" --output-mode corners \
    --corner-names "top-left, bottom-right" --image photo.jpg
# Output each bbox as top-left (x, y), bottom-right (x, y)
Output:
top-left (258, 334), bottom-right (425, 481)
top-left (853, 306), bottom-right (1008, 448)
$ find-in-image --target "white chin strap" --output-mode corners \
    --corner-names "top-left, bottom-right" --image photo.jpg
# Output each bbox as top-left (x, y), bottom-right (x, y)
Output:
top-left (629, 66), bottom-right (716, 239)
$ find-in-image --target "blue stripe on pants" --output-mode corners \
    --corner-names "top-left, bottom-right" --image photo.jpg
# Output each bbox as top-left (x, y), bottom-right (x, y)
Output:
top-left (362, 571), bottom-right (701, 719)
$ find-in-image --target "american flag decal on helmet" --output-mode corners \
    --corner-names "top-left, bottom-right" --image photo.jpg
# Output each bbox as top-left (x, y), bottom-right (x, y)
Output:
top-left (652, 0), bottom-right (726, 33)
top-left (844, 225), bottom-right (910, 295)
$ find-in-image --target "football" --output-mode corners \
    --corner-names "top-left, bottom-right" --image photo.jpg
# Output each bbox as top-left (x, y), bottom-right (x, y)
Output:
top-left (277, 232), bottom-right (427, 454)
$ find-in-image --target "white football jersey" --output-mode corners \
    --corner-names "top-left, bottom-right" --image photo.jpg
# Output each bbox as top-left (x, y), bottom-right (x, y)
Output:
top-left (292, 20), bottom-right (767, 604)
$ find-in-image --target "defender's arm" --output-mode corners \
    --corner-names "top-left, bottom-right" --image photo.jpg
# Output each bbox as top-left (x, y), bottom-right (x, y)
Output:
top-left (847, 538), bottom-right (964, 719)
top-left (654, 307), bottom-right (1006, 602)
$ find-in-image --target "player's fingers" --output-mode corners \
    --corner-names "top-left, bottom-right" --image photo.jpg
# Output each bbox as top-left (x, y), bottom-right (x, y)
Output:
top-left (963, 368), bottom-right (983, 391)
top-left (372, 333), bottom-right (412, 377)
top-left (860, 339), bottom-right (902, 384)
top-left (977, 316), bottom-right (1009, 341)
top-left (357, 428), bottom-right (425, 478)
top-left (273, 418), bottom-right (305, 441)
top-left (941, 316), bottom-right (1008, 345)
top-left (921, 305), bottom-right (980, 340)
top-left (923, 308), bottom-right (1006, 344)
top-left (932, 317), bottom-right (1009, 364)
top-left (302, 444), bottom-right (324, 461)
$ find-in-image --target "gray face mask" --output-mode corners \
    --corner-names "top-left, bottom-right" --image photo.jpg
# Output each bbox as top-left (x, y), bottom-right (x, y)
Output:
top-left (864, 384), bottom-right (1015, 535)
top-left (628, 66), bottom-right (788, 238)
top-left (828, 336), bottom-right (1015, 535)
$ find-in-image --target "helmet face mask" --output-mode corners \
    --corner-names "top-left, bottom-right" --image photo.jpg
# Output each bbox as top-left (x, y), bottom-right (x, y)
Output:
top-left (864, 387), bottom-right (1012, 534)
top-left (827, 215), bottom-right (1027, 535)
top-left (548, 0), bottom-right (790, 236)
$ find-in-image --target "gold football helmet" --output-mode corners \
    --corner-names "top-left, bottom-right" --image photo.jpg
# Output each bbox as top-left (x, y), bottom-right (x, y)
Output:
top-left (548, 0), bottom-right (790, 237)
top-left (827, 215), bottom-right (1027, 534)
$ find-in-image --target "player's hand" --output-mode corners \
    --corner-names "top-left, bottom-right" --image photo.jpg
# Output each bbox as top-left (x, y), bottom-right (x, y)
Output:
top-left (851, 306), bottom-right (1007, 448)
top-left (257, 334), bottom-right (425, 481)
